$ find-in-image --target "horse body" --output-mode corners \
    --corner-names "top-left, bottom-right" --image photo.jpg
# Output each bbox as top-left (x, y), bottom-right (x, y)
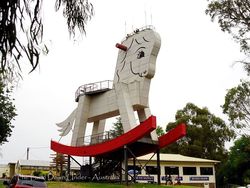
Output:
top-left (57, 27), bottom-right (161, 147)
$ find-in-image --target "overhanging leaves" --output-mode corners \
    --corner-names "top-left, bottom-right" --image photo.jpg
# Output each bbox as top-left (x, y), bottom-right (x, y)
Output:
top-left (0, 0), bottom-right (93, 81)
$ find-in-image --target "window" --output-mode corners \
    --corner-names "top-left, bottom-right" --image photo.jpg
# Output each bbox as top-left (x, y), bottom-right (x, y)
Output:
top-left (165, 166), bottom-right (179, 175)
top-left (146, 166), bottom-right (158, 175)
top-left (183, 167), bottom-right (197, 175)
top-left (200, 167), bottom-right (213, 175)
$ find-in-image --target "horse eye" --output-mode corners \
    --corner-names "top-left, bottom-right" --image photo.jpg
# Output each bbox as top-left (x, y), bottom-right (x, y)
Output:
top-left (137, 51), bottom-right (145, 59)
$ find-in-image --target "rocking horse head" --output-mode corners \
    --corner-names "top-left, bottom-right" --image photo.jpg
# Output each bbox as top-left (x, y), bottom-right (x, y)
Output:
top-left (114, 27), bottom-right (161, 84)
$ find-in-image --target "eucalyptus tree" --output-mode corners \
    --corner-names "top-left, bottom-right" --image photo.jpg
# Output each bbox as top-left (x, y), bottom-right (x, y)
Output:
top-left (163, 103), bottom-right (235, 161)
top-left (223, 135), bottom-right (250, 185)
top-left (0, 77), bottom-right (17, 144)
top-left (222, 80), bottom-right (250, 134)
top-left (0, 0), bottom-right (93, 80)
top-left (206, 0), bottom-right (250, 73)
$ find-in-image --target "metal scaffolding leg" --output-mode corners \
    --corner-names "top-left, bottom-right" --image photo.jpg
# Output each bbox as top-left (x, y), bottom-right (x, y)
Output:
top-left (67, 155), bottom-right (71, 180)
top-left (119, 160), bottom-right (122, 184)
top-left (99, 158), bottom-right (102, 177)
top-left (124, 145), bottom-right (128, 186)
top-left (89, 156), bottom-right (92, 179)
top-left (133, 157), bottom-right (136, 183)
top-left (157, 149), bottom-right (161, 185)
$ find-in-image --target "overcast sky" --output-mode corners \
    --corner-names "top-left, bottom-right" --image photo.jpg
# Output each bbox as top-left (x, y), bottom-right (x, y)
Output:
top-left (0, 0), bottom-right (247, 164)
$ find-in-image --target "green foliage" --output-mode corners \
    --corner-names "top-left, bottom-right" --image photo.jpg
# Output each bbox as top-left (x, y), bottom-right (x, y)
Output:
top-left (156, 126), bottom-right (165, 136)
top-left (0, 78), bottom-right (17, 145)
top-left (223, 135), bottom-right (250, 185)
top-left (33, 171), bottom-right (42, 177)
top-left (206, 0), bottom-right (250, 72)
top-left (55, 0), bottom-right (94, 37)
top-left (110, 117), bottom-right (124, 138)
top-left (0, 0), bottom-right (93, 80)
top-left (164, 103), bottom-right (235, 161)
top-left (110, 118), bottom-right (166, 138)
top-left (52, 153), bottom-right (67, 176)
top-left (163, 103), bottom-right (236, 187)
top-left (222, 80), bottom-right (250, 132)
top-left (0, 0), bottom-right (46, 78)
top-left (206, 0), bottom-right (250, 54)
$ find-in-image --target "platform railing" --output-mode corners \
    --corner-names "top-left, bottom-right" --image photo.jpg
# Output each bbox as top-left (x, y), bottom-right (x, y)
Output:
top-left (75, 80), bottom-right (113, 102)
top-left (122, 25), bottom-right (155, 41)
top-left (76, 129), bottom-right (124, 146)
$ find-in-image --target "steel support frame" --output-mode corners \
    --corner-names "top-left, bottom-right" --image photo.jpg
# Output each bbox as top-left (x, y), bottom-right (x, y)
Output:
top-left (121, 145), bottom-right (161, 185)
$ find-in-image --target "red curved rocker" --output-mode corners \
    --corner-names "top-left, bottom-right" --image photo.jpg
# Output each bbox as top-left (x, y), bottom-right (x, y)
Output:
top-left (51, 116), bottom-right (187, 157)
top-left (51, 116), bottom-right (157, 157)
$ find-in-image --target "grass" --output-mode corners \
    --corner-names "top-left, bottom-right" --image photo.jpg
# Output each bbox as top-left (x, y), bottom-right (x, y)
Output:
top-left (0, 180), bottom-right (4, 188)
top-left (47, 182), bottom-right (199, 188)
top-left (0, 180), bottom-right (199, 188)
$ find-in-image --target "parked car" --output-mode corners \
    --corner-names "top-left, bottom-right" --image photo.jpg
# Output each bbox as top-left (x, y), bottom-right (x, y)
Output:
top-left (3, 174), bottom-right (47, 188)
top-left (128, 169), bottom-right (139, 174)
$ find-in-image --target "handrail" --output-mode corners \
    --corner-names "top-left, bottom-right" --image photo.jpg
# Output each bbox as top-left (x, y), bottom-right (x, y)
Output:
top-left (122, 25), bottom-right (155, 42)
top-left (76, 129), bottom-right (124, 146)
top-left (75, 80), bottom-right (113, 102)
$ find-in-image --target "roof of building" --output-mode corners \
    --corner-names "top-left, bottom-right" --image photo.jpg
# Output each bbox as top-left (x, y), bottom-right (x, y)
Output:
top-left (0, 164), bottom-right (8, 168)
top-left (17, 160), bottom-right (80, 169)
top-left (17, 160), bottom-right (50, 167)
top-left (136, 153), bottom-right (220, 164)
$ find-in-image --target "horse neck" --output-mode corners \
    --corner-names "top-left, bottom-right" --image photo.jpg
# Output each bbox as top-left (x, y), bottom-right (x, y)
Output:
top-left (114, 77), bottom-right (152, 96)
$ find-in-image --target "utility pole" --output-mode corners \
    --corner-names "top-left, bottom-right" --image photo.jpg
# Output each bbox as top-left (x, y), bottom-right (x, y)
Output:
top-left (27, 147), bottom-right (30, 160)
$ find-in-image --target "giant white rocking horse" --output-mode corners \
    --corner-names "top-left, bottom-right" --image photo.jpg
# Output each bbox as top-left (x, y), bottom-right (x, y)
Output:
top-left (51, 26), bottom-right (186, 157)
